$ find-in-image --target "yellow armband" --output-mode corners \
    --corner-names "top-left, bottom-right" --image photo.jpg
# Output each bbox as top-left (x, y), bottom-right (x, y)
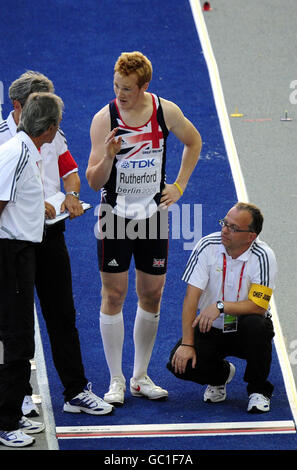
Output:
top-left (248, 284), bottom-right (273, 310)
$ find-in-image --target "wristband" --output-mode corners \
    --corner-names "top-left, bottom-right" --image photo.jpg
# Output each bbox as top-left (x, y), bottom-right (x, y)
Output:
top-left (174, 182), bottom-right (183, 196)
top-left (180, 343), bottom-right (195, 348)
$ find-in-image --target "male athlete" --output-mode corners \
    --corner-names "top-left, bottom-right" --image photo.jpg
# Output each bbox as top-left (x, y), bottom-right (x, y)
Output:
top-left (86, 51), bottom-right (202, 405)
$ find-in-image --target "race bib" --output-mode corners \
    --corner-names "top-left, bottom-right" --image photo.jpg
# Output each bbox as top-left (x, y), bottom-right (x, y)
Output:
top-left (115, 156), bottom-right (161, 197)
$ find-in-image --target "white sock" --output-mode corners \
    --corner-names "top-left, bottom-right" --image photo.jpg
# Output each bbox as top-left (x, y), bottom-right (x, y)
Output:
top-left (133, 306), bottom-right (160, 380)
top-left (100, 311), bottom-right (125, 382)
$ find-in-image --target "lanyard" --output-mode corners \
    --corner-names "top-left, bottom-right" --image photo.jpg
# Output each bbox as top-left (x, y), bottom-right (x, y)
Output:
top-left (222, 253), bottom-right (246, 302)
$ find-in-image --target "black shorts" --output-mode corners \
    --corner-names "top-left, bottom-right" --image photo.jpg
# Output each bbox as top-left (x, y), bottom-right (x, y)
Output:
top-left (97, 210), bottom-right (169, 275)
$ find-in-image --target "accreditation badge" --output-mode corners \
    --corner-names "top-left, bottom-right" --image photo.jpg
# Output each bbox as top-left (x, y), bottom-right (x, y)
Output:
top-left (223, 314), bottom-right (238, 333)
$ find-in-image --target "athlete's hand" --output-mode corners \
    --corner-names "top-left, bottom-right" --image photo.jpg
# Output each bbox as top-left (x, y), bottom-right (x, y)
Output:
top-left (193, 304), bottom-right (220, 333)
top-left (104, 127), bottom-right (122, 159)
top-left (160, 183), bottom-right (182, 208)
top-left (44, 201), bottom-right (56, 219)
top-left (171, 345), bottom-right (196, 375)
top-left (62, 195), bottom-right (84, 219)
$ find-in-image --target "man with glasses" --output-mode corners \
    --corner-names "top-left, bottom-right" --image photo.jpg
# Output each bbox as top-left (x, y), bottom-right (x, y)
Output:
top-left (167, 202), bottom-right (277, 413)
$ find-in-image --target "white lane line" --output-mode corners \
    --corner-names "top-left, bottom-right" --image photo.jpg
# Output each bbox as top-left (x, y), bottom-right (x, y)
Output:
top-left (56, 420), bottom-right (296, 439)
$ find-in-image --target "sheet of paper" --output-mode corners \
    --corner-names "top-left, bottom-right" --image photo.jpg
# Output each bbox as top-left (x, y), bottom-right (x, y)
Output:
top-left (45, 192), bottom-right (92, 225)
top-left (45, 191), bottom-right (65, 215)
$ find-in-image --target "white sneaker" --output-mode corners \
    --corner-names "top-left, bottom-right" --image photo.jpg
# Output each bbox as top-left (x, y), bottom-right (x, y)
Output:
top-left (63, 382), bottom-right (113, 415)
top-left (22, 395), bottom-right (39, 417)
top-left (0, 429), bottom-right (35, 448)
top-left (18, 416), bottom-right (45, 434)
top-left (247, 393), bottom-right (270, 413)
top-left (104, 377), bottom-right (126, 406)
top-left (130, 375), bottom-right (168, 400)
top-left (204, 362), bottom-right (236, 403)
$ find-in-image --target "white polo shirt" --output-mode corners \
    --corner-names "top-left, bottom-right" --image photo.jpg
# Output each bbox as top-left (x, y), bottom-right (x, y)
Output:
top-left (0, 131), bottom-right (44, 242)
top-left (182, 232), bottom-right (277, 329)
top-left (0, 111), bottom-right (78, 200)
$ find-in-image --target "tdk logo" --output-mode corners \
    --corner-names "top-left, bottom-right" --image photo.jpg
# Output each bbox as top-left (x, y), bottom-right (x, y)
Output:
top-left (120, 158), bottom-right (155, 169)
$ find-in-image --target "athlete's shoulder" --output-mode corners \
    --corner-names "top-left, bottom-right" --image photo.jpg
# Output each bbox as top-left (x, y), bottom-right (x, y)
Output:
top-left (191, 232), bottom-right (222, 254)
top-left (159, 97), bottom-right (181, 113)
top-left (0, 133), bottom-right (24, 166)
top-left (250, 238), bottom-right (277, 286)
top-left (0, 119), bottom-right (11, 144)
top-left (251, 238), bottom-right (277, 262)
top-left (90, 104), bottom-right (111, 145)
top-left (159, 97), bottom-right (186, 130)
top-left (0, 118), bottom-right (8, 130)
top-left (92, 104), bottom-right (110, 126)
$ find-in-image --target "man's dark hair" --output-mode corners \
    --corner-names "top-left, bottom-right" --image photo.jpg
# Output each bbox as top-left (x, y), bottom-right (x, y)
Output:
top-left (235, 202), bottom-right (263, 235)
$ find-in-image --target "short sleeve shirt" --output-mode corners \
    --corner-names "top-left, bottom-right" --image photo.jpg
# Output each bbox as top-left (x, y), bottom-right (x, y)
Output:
top-left (182, 232), bottom-right (277, 329)
top-left (0, 112), bottom-right (78, 200)
top-left (0, 131), bottom-right (44, 242)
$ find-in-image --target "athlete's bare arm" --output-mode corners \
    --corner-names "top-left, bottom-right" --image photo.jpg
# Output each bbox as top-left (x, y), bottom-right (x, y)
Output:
top-left (86, 105), bottom-right (122, 191)
top-left (160, 98), bottom-right (202, 207)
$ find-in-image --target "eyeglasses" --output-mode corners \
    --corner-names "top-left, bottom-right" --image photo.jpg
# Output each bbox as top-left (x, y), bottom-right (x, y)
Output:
top-left (219, 219), bottom-right (253, 233)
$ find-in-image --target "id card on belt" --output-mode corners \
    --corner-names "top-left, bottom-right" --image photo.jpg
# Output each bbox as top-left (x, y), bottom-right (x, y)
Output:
top-left (223, 314), bottom-right (238, 333)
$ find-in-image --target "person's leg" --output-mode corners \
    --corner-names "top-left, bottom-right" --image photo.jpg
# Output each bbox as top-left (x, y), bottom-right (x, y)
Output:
top-left (130, 270), bottom-right (168, 399)
top-left (132, 210), bottom-right (168, 382)
top-left (237, 314), bottom-right (274, 398)
top-left (35, 230), bottom-right (87, 401)
top-left (99, 271), bottom-right (128, 382)
top-left (99, 271), bottom-right (128, 405)
top-left (0, 241), bottom-right (35, 431)
top-left (167, 328), bottom-right (231, 385)
top-left (97, 214), bottom-right (133, 405)
top-left (132, 270), bottom-right (166, 380)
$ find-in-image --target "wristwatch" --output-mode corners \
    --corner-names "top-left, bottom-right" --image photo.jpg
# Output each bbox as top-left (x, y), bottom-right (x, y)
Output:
top-left (66, 191), bottom-right (80, 199)
top-left (216, 300), bottom-right (224, 313)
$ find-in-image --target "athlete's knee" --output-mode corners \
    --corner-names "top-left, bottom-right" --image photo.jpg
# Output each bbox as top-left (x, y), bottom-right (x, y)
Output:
top-left (239, 314), bottom-right (270, 344)
top-left (138, 282), bottom-right (164, 311)
top-left (101, 284), bottom-right (127, 310)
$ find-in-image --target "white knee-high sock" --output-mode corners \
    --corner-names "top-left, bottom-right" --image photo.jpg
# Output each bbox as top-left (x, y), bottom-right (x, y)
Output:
top-left (133, 306), bottom-right (160, 380)
top-left (100, 311), bottom-right (125, 382)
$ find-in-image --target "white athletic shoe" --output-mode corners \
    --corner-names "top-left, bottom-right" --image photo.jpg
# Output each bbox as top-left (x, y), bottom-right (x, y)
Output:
top-left (104, 377), bottom-right (126, 406)
top-left (130, 375), bottom-right (168, 400)
top-left (247, 393), bottom-right (270, 413)
top-left (22, 395), bottom-right (39, 417)
top-left (18, 416), bottom-right (45, 434)
top-left (63, 382), bottom-right (113, 415)
top-left (204, 362), bottom-right (236, 403)
top-left (0, 429), bottom-right (35, 448)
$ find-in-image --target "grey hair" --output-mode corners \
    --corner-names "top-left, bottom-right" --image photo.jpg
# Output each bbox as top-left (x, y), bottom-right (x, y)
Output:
top-left (9, 71), bottom-right (54, 107)
top-left (18, 92), bottom-right (64, 137)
